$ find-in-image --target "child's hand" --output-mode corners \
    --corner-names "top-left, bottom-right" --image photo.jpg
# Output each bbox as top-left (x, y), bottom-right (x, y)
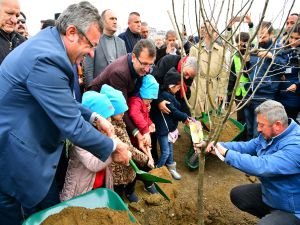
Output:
top-left (136, 132), bottom-right (147, 154)
top-left (147, 158), bottom-right (155, 169)
top-left (149, 123), bottom-right (156, 133)
top-left (144, 133), bottom-right (152, 148)
top-left (147, 104), bottom-right (151, 112)
top-left (185, 117), bottom-right (191, 125)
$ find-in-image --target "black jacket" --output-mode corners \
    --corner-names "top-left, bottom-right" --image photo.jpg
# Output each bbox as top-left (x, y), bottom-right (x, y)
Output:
top-left (0, 29), bottom-right (26, 64)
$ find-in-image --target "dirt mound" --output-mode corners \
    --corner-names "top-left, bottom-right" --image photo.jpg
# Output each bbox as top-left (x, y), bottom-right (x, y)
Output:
top-left (41, 207), bottom-right (137, 225)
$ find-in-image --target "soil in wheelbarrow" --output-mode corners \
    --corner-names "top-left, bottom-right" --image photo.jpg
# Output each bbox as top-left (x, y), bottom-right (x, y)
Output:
top-left (204, 115), bottom-right (242, 142)
top-left (129, 123), bottom-right (258, 225)
top-left (41, 206), bottom-right (137, 225)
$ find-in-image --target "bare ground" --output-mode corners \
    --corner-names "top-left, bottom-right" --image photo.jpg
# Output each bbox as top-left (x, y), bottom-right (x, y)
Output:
top-left (130, 124), bottom-right (258, 225)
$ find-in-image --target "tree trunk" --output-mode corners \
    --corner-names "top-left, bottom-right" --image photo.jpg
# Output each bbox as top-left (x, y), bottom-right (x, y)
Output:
top-left (197, 149), bottom-right (206, 225)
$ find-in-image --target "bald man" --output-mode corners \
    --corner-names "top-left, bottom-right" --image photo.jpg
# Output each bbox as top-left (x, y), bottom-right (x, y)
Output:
top-left (0, 0), bottom-right (26, 64)
top-left (118, 12), bottom-right (142, 52)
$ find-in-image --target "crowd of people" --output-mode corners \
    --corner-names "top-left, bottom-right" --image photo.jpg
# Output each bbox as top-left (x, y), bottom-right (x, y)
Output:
top-left (0, 0), bottom-right (299, 225)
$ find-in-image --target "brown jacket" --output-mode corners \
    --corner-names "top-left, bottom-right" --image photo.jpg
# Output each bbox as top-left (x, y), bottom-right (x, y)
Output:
top-left (110, 119), bottom-right (148, 185)
top-left (89, 55), bottom-right (139, 134)
top-left (189, 42), bottom-right (229, 116)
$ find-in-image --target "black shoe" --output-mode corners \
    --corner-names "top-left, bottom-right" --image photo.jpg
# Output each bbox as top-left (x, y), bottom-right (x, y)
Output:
top-left (125, 192), bottom-right (139, 203)
top-left (144, 184), bottom-right (158, 194)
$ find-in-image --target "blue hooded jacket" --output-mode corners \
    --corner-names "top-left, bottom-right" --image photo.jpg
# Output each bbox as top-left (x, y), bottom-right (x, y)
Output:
top-left (221, 120), bottom-right (300, 218)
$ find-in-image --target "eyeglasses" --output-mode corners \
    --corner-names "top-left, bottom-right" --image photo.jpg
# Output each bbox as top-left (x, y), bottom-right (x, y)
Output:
top-left (17, 19), bottom-right (26, 24)
top-left (136, 56), bottom-right (154, 69)
top-left (75, 26), bottom-right (97, 49)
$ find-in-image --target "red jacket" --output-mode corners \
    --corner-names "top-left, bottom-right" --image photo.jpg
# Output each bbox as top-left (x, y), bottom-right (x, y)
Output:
top-left (128, 96), bottom-right (153, 135)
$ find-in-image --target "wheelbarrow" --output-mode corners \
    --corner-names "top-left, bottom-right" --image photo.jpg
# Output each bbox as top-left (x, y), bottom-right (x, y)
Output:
top-left (22, 188), bottom-right (137, 225)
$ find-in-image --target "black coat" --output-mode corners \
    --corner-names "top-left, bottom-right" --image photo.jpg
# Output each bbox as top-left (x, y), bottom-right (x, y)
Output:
top-left (152, 90), bottom-right (188, 135)
top-left (152, 54), bottom-right (193, 115)
top-left (0, 30), bottom-right (26, 64)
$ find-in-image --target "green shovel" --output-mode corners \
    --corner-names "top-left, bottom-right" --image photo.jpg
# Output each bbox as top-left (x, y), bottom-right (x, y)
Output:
top-left (153, 182), bottom-right (170, 201)
top-left (129, 160), bottom-right (172, 183)
top-left (129, 160), bottom-right (171, 201)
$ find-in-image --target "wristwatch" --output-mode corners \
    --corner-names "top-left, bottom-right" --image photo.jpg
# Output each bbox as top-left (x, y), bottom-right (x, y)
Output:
top-left (92, 115), bottom-right (99, 127)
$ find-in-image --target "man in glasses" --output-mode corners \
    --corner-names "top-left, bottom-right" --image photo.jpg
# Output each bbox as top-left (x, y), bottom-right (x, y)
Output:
top-left (89, 39), bottom-right (156, 153)
top-left (0, 0), bottom-right (26, 64)
top-left (197, 100), bottom-right (300, 225)
top-left (0, 2), bottom-right (131, 224)
top-left (15, 11), bottom-right (29, 39)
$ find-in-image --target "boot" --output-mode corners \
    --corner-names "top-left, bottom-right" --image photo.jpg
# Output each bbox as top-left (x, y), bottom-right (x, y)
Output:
top-left (167, 162), bottom-right (181, 180)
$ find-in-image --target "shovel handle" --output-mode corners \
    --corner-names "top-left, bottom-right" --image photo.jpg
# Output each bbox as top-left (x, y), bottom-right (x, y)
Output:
top-left (154, 183), bottom-right (170, 201)
top-left (129, 159), bottom-right (139, 172)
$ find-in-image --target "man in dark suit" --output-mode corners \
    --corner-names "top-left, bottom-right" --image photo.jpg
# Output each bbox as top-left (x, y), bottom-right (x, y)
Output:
top-left (83, 9), bottom-right (127, 87)
top-left (0, 2), bottom-right (130, 224)
top-left (118, 12), bottom-right (142, 53)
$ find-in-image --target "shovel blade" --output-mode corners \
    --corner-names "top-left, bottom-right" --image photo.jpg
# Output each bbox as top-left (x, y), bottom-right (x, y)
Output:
top-left (130, 160), bottom-right (172, 183)
top-left (154, 183), bottom-right (170, 201)
top-left (137, 173), bottom-right (172, 183)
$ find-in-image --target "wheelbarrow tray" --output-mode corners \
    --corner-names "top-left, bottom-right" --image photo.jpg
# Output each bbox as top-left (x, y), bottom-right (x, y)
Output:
top-left (22, 188), bottom-right (137, 225)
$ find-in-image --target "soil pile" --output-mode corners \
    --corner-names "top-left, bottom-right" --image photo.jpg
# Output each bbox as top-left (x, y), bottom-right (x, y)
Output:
top-left (41, 207), bottom-right (137, 225)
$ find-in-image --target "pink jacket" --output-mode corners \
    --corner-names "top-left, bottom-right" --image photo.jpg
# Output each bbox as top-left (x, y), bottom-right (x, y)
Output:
top-left (60, 145), bottom-right (113, 202)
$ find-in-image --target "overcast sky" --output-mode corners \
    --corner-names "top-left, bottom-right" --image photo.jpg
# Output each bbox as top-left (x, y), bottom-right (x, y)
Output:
top-left (20, 0), bottom-right (299, 37)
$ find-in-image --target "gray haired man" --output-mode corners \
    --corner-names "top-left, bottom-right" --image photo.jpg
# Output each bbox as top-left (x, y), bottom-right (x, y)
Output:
top-left (199, 100), bottom-right (300, 225)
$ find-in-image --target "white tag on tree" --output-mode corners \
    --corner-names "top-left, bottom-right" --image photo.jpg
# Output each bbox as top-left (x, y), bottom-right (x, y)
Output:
top-left (190, 120), bottom-right (203, 144)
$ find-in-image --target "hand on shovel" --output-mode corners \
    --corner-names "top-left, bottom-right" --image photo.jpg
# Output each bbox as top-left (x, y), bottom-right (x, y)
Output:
top-left (112, 137), bottom-right (132, 166)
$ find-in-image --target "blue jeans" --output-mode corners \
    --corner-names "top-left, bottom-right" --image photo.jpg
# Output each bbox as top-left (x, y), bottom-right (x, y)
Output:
top-left (230, 183), bottom-right (300, 225)
top-left (0, 179), bottom-right (60, 225)
top-left (156, 134), bottom-right (174, 167)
